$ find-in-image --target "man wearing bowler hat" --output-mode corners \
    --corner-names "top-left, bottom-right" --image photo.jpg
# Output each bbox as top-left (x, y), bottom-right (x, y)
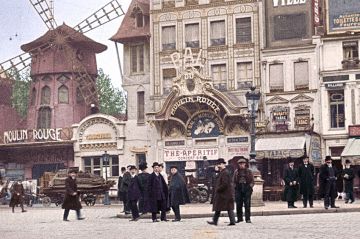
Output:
top-left (207, 158), bottom-right (236, 226)
top-left (233, 156), bottom-right (254, 223)
top-left (128, 166), bottom-right (141, 221)
top-left (319, 156), bottom-right (339, 209)
top-left (283, 158), bottom-right (299, 208)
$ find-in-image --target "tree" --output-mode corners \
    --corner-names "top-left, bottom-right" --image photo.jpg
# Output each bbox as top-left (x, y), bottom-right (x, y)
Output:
top-left (96, 68), bottom-right (126, 116)
top-left (10, 68), bottom-right (30, 118)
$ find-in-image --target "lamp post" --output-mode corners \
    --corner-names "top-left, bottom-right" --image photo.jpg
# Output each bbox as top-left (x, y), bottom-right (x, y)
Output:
top-left (245, 86), bottom-right (264, 206)
top-left (102, 151), bottom-right (111, 205)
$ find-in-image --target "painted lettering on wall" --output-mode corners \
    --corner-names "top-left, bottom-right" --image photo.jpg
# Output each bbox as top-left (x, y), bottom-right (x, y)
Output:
top-left (164, 148), bottom-right (219, 161)
top-left (3, 128), bottom-right (62, 144)
top-left (171, 96), bottom-right (220, 116)
top-left (273, 0), bottom-right (306, 7)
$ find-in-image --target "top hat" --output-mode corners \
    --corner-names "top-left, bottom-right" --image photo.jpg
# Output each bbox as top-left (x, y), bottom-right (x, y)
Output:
top-left (139, 163), bottom-right (148, 171)
top-left (325, 156), bottom-right (332, 161)
top-left (217, 158), bottom-right (226, 165)
top-left (152, 162), bottom-right (160, 168)
top-left (345, 159), bottom-right (351, 164)
top-left (129, 165), bottom-right (137, 170)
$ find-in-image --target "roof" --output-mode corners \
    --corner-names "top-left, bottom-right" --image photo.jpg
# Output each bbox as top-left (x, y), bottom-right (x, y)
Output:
top-left (21, 23), bottom-right (107, 53)
top-left (110, 0), bottom-right (150, 43)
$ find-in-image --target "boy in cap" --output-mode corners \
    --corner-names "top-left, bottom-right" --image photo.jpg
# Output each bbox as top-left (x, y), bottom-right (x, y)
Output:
top-left (343, 159), bottom-right (355, 203)
top-left (319, 156), bottom-right (339, 209)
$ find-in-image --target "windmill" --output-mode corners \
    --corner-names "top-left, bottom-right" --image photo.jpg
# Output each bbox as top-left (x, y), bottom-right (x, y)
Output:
top-left (0, 0), bottom-right (125, 129)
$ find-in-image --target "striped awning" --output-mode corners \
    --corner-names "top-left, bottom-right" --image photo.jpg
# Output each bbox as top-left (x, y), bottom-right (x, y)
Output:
top-left (341, 138), bottom-right (360, 165)
top-left (255, 136), bottom-right (306, 159)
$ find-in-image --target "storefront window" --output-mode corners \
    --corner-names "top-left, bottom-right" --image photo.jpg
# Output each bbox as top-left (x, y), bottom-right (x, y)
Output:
top-left (82, 156), bottom-right (120, 177)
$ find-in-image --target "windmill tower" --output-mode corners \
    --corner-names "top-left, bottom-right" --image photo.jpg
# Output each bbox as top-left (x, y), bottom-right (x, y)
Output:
top-left (0, 0), bottom-right (125, 129)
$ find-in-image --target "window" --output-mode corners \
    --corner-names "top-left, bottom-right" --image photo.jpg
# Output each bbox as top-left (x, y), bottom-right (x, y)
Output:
top-left (269, 63), bottom-right (284, 92)
top-left (137, 91), bottom-right (145, 123)
top-left (162, 26), bottom-right (176, 50)
top-left (343, 41), bottom-right (359, 60)
top-left (136, 154), bottom-right (146, 167)
top-left (210, 20), bottom-right (225, 46)
top-left (58, 85), bottom-right (69, 104)
top-left (329, 91), bottom-right (345, 128)
top-left (211, 64), bottom-right (227, 91)
top-left (76, 87), bottom-right (84, 103)
top-left (37, 107), bottom-right (51, 129)
top-left (41, 86), bottom-right (51, 105)
top-left (185, 23), bottom-right (199, 48)
top-left (294, 62), bottom-right (309, 90)
top-left (237, 62), bottom-right (253, 90)
top-left (83, 156), bottom-right (119, 177)
top-left (163, 68), bottom-right (176, 95)
top-left (31, 88), bottom-right (36, 106)
top-left (274, 14), bottom-right (306, 40)
top-left (131, 45), bottom-right (144, 73)
top-left (236, 17), bottom-right (252, 43)
top-left (136, 13), bottom-right (143, 28)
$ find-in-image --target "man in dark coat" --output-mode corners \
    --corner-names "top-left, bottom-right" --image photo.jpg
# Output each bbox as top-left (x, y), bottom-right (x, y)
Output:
top-left (319, 156), bottom-right (339, 209)
top-left (120, 165), bottom-right (131, 214)
top-left (207, 158), bottom-right (236, 226)
top-left (62, 169), bottom-right (84, 221)
top-left (128, 166), bottom-right (141, 221)
top-left (137, 163), bottom-right (151, 214)
top-left (9, 180), bottom-right (26, 213)
top-left (117, 167), bottom-right (126, 204)
top-left (148, 162), bottom-right (168, 222)
top-left (343, 159), bottom-right (355, 203)
top-left (233, 157), bottom-right (254, 223)
top-left (298, 157), bottom-right (315, 208)
top-left (283, 159), bottom-right (299, 208)
top-left (168, 166), bottom-right (190, 222)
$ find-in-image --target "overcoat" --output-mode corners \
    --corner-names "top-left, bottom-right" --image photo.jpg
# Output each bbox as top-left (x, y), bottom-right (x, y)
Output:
top-left (319, 164), bottom-right (339, 198)
top-left (298, 163), bottom-right (315, 196)
top-left (283, 167), bottom-right (299, 202)
top-left (168, 173), bottom-right (190, 207)
top-left (128, 176), bottom-right (141, 201)
top-left (9, 182), bottom-right (24, 207)
top-left (137, 172), bottom-right (151, 212)
top-left (212, 168), bottom-right (234, 211)
top-left (343, 167), bottom-right (355, 193)
top-left (148, 173), bottom-right (168, 213)
top-left (62, 176), bottom-right (82, 210)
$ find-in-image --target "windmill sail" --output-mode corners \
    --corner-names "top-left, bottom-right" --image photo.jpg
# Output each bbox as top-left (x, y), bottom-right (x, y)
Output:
top-left (29, 0), bottom-right (57, 30)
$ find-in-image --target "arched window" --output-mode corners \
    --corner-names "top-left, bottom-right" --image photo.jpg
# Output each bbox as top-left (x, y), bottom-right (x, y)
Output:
top-left (136, 12), bottom-right (143, 28)
top-left (58, 85), bottom-right (69, 104)
top-left (41, 86), bottom-right (51, 105)
top-left (31, 88), bottom-right (36, 106)
top-left (76, 87), bottom-right (84, 103)
top-left (37, 107), bottom-right (51, 129)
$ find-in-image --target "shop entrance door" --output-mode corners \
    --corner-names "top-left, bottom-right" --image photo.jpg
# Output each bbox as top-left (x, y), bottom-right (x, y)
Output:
top-left (32, 163), bottom-right (65, 180)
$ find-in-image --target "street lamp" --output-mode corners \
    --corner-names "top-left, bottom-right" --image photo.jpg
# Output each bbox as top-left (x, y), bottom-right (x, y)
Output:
top-left (102, 151), bottom-right (111, 205)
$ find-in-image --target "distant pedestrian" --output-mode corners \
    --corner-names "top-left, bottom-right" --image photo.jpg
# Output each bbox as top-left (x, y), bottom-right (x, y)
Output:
top-left (137, 163), bottom-right (150, 214)
top-left (168, 166), bottom-right (190, 222)
top-left (298, 157), bottom-right (315, 208)
top-left (207, 158), bottom-right (236, 226)
top-left (148, 162), bottom-right (168, 222)
top-left (128, 166), bottom-right (141, 221)
top-left (319, 156), bottom-right (339, 209)
top-left (117, 167), bottom-right (126, 204)
top-left (343, 159), bottom-right (355, 204)
top-left (120, 165), bottom-right (132, 214)
top-left (233, 156), bottom-right (254, 223)
top-left (9, 180), bottom-right (26, 213)
top-left (283, 159), bottom-right (299, 208)
top-left (62, 169), bottom-right (84, 221)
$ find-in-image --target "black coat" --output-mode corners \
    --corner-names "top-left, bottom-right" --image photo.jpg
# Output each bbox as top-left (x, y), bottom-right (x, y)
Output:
top-left (169, 173), bottom-right (190, 207)
top-left (148, 173), bottom-right (168, 213)
top-left (319, 164), bottom-right (339, 198)
top-left (137, 172), bottom-right (151, 212)
top-left (62, 177), bottom-right (82, 210)
top-left (117, 175), bottom-right (123, 200)
top-left (212, 168), bottom-right (234, 211)
top-left (128, 176), bottom-right (141, 201)
top-left (9, 182), bottom-right (24, 207)
top-left (298, 163), bottom-right (315, 196)
top-left (343, 167), bottom-right (355, 193)
top-left (120, 172), bottom-right (131, 193)
top-left (283, 167), bottom-right (299, 202)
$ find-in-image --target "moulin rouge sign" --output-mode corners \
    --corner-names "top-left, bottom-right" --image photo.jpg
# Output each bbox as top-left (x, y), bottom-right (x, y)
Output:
top-left (3, 128), bottom-right (62, 144)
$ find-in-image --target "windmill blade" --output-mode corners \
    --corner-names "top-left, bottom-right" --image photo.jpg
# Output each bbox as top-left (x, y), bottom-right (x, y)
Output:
top-left (29, 0), bottom-right (57, 30)
top-left (0, 52), bottom-right (32, 77)
top-left (73, 0), bottom-right (125, 34)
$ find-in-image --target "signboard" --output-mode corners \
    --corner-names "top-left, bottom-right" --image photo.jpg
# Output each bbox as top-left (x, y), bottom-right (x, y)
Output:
top-left (309, 135), bottom-right (321, 165)
top-left (273, 0), bottom-right (306, 7)
top-left (325, 83), bottom-right (345, 89)
top-left (327, 0), bottom-right (360, 34)
top-left (295, 107), bottom-right (311, 128)
top-left (3, 128), bottom-right (62, 144)
top-left (187, 112), bottom-right (223, 138)
top-left (313, 0), bottom-right (320, 27)
top-left (163, 148), bottom-right (218, 161)
top-left (272, 106), bottom-right (290, 122)
top-left (165, 140), bottom-right (185, 146)
top-left (349, 125), bottom-right (360, 137)
top-left (256, 149), bottom-right (304, 159)
top-left (227, 137), bottom-right (248, 144)
top-left (171, 96), bottom-right (220, 116)
top-left (227, 146), bottom-right (249, 158)
top-left (323, 75), bottom-right (349, 82)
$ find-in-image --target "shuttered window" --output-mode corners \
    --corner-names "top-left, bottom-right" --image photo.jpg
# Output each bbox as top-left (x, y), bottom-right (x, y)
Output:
top-left (269, 64), bottom-right (284, 92)
top-left (162, 26), bottom-right (176, 50)
top-left (137, 91), bottom-right (145, 123)
top-left (237, 62), bottom-right (253, 90)
top-left (236, 17), bottom-right (251, 43)
top-left (131, 45), bottom-right (144, 73)
top-left (211, 64), bottom-right (227, 91)
top-left (210, 20), bottom-right (225, 46)
top-left (185, 23), bottom-right (200, 48)
top-left (294, 62), bottom-right (309, 90)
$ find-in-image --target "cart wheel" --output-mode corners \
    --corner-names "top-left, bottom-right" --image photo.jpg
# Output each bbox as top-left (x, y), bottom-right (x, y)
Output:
top-left (198, 188), bottom-right (209, 203)
top-left (42, 196), bottom-right (51, 207)
top-left (188, 188), bottom-right (200, 203)
top-left (90, 197), bottom-right (96, 206)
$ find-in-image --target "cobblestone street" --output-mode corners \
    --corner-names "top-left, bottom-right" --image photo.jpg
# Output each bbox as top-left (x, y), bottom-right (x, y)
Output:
top-left (1, 205), bottom-right (360, 239)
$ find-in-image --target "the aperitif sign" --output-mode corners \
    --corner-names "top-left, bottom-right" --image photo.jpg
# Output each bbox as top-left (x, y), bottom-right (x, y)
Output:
top-left (164, 148), bottom-right (218, 161)
top-left (3, 128), bottom-right (62, 144)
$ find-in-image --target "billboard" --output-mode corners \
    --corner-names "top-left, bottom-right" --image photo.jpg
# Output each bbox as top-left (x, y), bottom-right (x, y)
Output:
top-left (327, 0), bottom-right (360, 34)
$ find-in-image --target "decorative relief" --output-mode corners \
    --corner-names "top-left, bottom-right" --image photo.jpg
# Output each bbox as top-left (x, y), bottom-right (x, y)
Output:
top-left (163, 120), bottom-right (186, 138)
top-left (79, 142), bottom-right (117, 150)
top-left (182, 10), bottom-right (201, 19)
top-left (233, 4), bottom-right (254, 13)
top-left (159, 12), bottom-right (178, 22)
top-left (78, 117), bottom-right (117, 143)
top-left (207, 7), bottom-right (227, 16)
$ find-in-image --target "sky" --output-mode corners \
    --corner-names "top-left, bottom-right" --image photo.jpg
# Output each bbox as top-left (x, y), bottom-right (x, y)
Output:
top-left (0, 0), bottom-right (131, 89)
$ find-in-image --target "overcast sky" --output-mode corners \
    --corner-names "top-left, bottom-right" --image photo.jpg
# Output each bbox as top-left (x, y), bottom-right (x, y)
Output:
top-left (0, 0), bottom-right (131, 89)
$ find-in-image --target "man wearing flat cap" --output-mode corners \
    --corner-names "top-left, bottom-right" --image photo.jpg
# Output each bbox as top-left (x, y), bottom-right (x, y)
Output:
top-left (283, 158), bottom-right (299, 208)
top-left (207, 158), bottom-right (236, 226)
top-left (233, 156), bottom-right (254, 223)
top-left (137, 163), bottom-right (151, 214)
top-left (343, 159), bottom-right (355, 204)
top-left (148, 162), bottom-right (168, 222)
top-left (62, 169), bottom-right (84, 221)
top-left (319, 156), bottom-right (339, 209)
top-left (168, 166), bottom-right (190, 222)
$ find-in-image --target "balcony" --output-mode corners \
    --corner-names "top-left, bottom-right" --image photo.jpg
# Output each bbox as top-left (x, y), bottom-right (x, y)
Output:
top-left (341, 58), bottom-right (360, 69)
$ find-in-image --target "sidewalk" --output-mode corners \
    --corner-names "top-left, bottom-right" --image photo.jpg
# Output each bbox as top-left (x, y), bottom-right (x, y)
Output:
top-left (116, 200), bottom-right (360, 219)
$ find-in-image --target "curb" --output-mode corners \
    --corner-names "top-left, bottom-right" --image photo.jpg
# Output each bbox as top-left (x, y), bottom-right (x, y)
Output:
top-left (116, 207), bottom-right (360, 219)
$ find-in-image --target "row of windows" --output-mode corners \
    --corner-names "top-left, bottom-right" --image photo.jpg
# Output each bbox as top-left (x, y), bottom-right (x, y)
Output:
top-left (31, 85), bottom-right (84, 106)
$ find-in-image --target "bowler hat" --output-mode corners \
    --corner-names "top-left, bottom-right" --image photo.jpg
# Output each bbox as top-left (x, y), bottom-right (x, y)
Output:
top-left (325, 156), bottom-right (332, 161)
top-left (139, 163), bottom-right (148, 171)
top-left (345, 159), bottom-right (351, 164)
top-left (170, 165), bottom-right (178, 169)
top-left (287, 158), bottom-right (295, 164)
top-left (217, 158), bottom-right (226, 165)
top-left (130, 165), bottom-right (137, 170)
top-left (152, 162), bottom-right (160, 168)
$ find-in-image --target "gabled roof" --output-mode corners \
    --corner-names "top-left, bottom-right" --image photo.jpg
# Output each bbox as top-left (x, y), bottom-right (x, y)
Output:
top-left (110, 0), bottom-right (150, 43)
top-left (21, 23), bottom-right (107, 53)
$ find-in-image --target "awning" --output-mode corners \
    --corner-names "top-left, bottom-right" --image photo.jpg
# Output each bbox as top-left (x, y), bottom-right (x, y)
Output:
top-left (341, 138), bottom-right (360, 164)
top-left (256, 136), bottom-right (306, 159)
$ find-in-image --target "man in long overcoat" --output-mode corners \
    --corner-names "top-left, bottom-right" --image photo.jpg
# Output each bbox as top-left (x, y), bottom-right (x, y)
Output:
top-left (319, 156), bottom-right (339, 209)
top-left (120, 165), bottom-right (131, 214)
top-left (207, 158), bottom-right (236, 226)
top-left (283, 159), bottom-right (299, 208)
top-left (128, 166), bottom-right (141, 221)
top-left (9, 180), bottom-right (26, 213)
top-left (148, 162), bottom-right (168, 222)
top-left (62, 169), bottom-right (84, 221)
top-left (298, 157), bottom-right (315, 208)
top-left (343, 159), bottom-right (355, 203)
top-left (117, 167), bottom-right (126, 204)
top-left (168, 166), bottom-right (190, 222)
top-left (137, 163), bottom-right (151, 214)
